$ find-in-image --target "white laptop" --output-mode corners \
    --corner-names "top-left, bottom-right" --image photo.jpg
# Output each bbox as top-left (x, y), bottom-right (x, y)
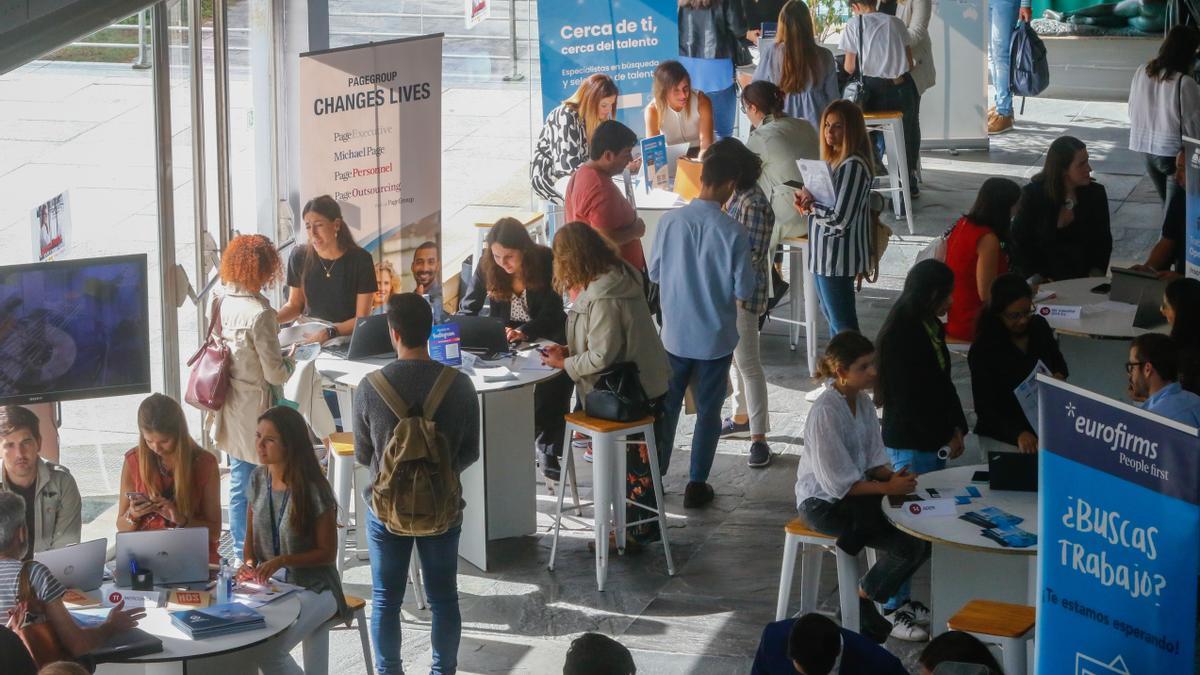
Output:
top-left (34, 538), bottom-right (107, 591)
top-left (114, 528), bottom-right (210, 587)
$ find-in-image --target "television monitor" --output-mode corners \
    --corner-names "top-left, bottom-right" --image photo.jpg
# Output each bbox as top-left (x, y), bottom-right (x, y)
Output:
top-left (0, 254), bottom-right (151, 405)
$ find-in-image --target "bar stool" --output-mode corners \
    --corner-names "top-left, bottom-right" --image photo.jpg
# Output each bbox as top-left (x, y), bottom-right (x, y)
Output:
top-left (311, 593), bottom-right (373, 674)
top-left (775, 517), bottom-right (877, 632)
top-left (947, 599), bottom-right (1036, 675)
top-left (863, 110), bottom-right (915, 235)
top-left (548, 412), bottom-right (675, 591)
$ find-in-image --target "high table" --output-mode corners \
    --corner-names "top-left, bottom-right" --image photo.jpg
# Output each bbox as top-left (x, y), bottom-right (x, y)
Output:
top-left (1037, 277), bottom-right (1168, 400)
top-left (316, 350), bottom-right (563, 571)
top-left (83, 596), bottom-right (300, 674)
top-left (885, 465), bottom-right (1037, 636)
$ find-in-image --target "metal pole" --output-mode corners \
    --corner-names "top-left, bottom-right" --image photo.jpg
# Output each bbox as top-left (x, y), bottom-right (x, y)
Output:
top-left (152, 1), bottom-right (181, 400)
top-left (134, 9), bottom-right (152, 69)
top-left (502, 0), bottom-right (524, 82)
top-left (190, 0), bottom-right (209, 352)
top-left (213, 0), bottom-right (233, 250)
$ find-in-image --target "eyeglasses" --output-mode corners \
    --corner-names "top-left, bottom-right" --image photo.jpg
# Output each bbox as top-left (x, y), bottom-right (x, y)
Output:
top-left (1002, 309), bottom-right (1035, 321)
top-left (1125, 361), bottom-right (1146, 374)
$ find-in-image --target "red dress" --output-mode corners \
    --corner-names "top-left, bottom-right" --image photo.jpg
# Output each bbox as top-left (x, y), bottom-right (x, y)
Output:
top-left (123, 447), bottom-right (220, 563)
top-left (945, 217), bottom-right (1008, 342)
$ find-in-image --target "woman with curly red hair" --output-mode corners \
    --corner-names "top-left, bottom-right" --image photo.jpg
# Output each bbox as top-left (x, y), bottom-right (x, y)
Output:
top-left (207, 234), bottom-right (293, 562)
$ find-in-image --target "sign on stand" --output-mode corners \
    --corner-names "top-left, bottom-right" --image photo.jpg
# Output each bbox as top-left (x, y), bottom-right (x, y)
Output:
top-left (1184, 136), bottom-right (1199, 279)
top-left (1036, 377), bottom-right (1200, 673)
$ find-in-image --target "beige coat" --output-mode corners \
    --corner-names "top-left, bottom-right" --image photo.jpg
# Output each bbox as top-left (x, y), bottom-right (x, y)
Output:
top-left (563, 263), bottom-right (670, 403)
top-left (897, 0), bottom-right (935, 94)
top-left (205, 285), bottom-right (291, 463)
top-left (746, 114), bottom-right (820, 243)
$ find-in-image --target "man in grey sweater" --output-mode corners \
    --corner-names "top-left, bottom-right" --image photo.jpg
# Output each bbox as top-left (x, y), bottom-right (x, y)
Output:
top-left (352, 292), bottom-right (479, 675)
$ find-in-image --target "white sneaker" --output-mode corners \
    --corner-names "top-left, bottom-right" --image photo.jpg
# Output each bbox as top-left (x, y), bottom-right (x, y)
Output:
top-left (901, 600), bottom-right (931, 626)
top-left (889, 609), bottom-right (930, 642)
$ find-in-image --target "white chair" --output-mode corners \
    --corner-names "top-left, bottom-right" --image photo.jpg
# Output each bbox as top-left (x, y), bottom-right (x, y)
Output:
top-left (775, 517), bottom-right (878, 632)
top-left (863, 110), bottom-right (915, 235)
top-left (947, 599), bottom-right (1036, 675)
top-left (548, 412), bottom-right (675, 591)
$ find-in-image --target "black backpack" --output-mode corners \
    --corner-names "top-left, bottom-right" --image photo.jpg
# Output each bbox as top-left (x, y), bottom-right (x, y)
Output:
top-left (1009, 21), bottom-right (1050, 101)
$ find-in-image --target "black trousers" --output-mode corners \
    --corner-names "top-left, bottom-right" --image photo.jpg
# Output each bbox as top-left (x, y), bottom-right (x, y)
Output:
top-left (863, 74), bottom-right (921, 181)
top-left (534, 371), bottom-right (574, 458)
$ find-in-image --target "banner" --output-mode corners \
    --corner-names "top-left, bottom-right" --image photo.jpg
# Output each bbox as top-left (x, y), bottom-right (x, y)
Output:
top-left (1185, 136), bottom-right (1199, 279)
top-left (535, 0), bottom-right (677, 137)
top-left (298, 35), bottom-right (444, 316)
top-left (1036, 377), bottom-right (1200, 673)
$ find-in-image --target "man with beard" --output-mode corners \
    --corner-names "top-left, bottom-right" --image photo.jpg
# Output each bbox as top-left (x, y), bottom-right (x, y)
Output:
top-left (1128, 333), bottom-right (1200, 427)
top-left (410, 240), bottom-right (452, 322)
top-left (0, 405), bottom-right (81, 559)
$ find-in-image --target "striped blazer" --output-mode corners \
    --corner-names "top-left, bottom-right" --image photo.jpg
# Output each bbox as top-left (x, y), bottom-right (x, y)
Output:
top-left (808, 156), bottom-right (873, 278)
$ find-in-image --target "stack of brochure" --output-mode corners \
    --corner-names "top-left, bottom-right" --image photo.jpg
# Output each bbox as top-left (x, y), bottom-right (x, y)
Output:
top-left (959, 506), bottom-right (1037, 548)
top-left (170, 602), bottom-right (265, 639)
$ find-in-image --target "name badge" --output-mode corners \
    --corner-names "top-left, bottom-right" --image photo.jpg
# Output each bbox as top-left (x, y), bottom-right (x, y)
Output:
top-left (902, 498), bottom-right (958, 518)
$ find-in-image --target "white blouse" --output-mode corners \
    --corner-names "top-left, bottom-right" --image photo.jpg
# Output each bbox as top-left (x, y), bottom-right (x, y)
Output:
top-left (794, 383), bottom-right (891, 506)
top-left (658, 94), bottom-right (702, 147)
top-left (1128, 65), bottom-right (1200, 158)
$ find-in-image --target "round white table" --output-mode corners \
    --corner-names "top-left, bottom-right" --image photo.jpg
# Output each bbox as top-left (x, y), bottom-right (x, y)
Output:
top-left (885, 465), bottom-right (1037, 636)
top-left (85, 595), bottom-right (300, 674)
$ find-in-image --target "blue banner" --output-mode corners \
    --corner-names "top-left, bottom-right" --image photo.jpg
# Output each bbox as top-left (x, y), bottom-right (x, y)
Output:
top-left (535, 0), bottom-right (677, 138)
top-left (1185, 136), bottom-right (1199, 279)
top-left (1037, 377), bottom-right (1200, 673)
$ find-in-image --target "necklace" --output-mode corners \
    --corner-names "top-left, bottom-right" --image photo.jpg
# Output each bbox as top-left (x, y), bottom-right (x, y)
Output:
top-left (318, 256), bottom-right (336, 278)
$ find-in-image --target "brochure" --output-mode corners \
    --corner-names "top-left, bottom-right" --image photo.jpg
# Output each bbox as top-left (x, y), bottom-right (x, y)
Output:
top-left (641, 135), bottom-right (669, 191)
top-left (234, 579), bottom-right (303, 608)
top-left (1013, 360), bottom-right (1051, 429)
top-left (429, 323), bottom-right (463, 367)
top-left (278, 321), bottom-right (332, 347)
top-left (170, 602), bottom-right (266, 639)
top-left (761, 21), bottom-right (778, 40)
top-left (796, 159), bottom-right (836, 206)
top-left (982, 524), bottom-right (1038, 548)
top-left (959, 506), bottom-right (1024, 529)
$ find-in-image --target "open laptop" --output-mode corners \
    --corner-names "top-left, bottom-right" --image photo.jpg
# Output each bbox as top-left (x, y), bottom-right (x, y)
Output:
top-left (322, 313), bottom-right (393, 359)
top-left (114, 528), bottom-right (210, 587)
top-left (1110, 266), bottom-right (1166, 305)
top-left (1133, 284), bottom-right (1168, 329)
top-left (34, 538), bottom-right (107, 591)
top-left (988, 451), bottom-right (1038, 492)
top-left (451, 315), bottom-right (510, 357)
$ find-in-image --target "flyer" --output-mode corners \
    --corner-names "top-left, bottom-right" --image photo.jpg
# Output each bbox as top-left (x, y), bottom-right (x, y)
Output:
top-left (641, 135), bottom-right (668, 192)
top-left (429, 323), bottom-right (463, 367)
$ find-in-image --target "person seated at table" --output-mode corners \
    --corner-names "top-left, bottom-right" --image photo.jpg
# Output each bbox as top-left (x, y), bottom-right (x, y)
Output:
top-left (944, 177), bottom-right (1022, 342)
top-left (742, 79), bottom-right (819, 244)
top-left (1010, 137), bottom-right (1112, 283)
top-left (116, 394), bottom-right (222, 563)
top-left (969, 274), bottom-right (1069, 454)
top-left (1128, 333), bottom-right (1200, 427)
top-left (531, 74), bottom-right (620, 204)
top-left (796, 331), bottom-right (931, 644)
top-left (540, 222), bottom-right (670, 545)
top-left (562, 632), bottom-right (637, 674)
top-left (644, 60), bottom-right (715, 151)
top-left (751, 612), bottom-right (909, 674)
top-left (237, 406), bottom-right (349, 675)
top-left (0, 405), bottom-right (81, 559)
top-left (276, 195), bottom-right (377, 344)
top-left (460, 218), bottom-right (573, 479)
top-left (1163, 277), bottom-right (1200, 393)
top-left (752, 0), bottom-right (839, 133)
top-left (0, 492), bottom-right (145, 664)
top-left (918, 631), bottom-right (1004, 675)
top-left (564, 120), bottom-right (648, 272)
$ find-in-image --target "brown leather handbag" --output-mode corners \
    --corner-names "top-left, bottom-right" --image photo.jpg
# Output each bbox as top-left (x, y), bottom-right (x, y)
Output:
top-left (184, 295), bottom-right (232, 412)
top-left (5, 561), bottom-right (73, 668)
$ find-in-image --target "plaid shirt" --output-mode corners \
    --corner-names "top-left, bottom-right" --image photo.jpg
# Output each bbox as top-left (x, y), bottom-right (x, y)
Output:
top-left (726, 186), bottom-right (775, 314)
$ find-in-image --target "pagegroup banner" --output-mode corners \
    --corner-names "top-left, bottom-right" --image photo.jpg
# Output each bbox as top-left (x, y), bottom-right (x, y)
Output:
top-left (1036, 377), bottom-right (1200, 673)
top-left (536, 0), bottom-right (677, 137)
top-left (298, 35), bottom-right (445, 314)
top-left (1185, 136), bottom-right (1199, 280)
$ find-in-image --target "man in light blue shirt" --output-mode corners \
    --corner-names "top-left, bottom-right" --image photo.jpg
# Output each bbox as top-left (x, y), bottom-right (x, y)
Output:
top-left (649, 139), bottom-right (755, 508)
top-left (1128, 334), bottom-right (1200, 428)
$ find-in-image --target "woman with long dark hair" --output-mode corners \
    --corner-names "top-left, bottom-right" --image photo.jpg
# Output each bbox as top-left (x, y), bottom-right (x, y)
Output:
top-left (1128, 25), bottom-right (1200, 206)
top-left (969, 274), bottom-right (1068, 454)
top-left (238, 406), bottom-right (348, 674)
top-left (751, 0), bottom-right (839, 131)
top-left (943, 177), bottom-right (1022, 341)
top-left (277, 195), bottom-right (377, 344)
top-left (677, 0), bottom-right (751, 139)
top-left (460, 218), bottom-right (572, 477)
top-left (743, 80), bottom-right (819, 244)
top-left (1164, 277), bottom-right (1200, 393)
top-left (1011, 136), bottom-right (1112, 282)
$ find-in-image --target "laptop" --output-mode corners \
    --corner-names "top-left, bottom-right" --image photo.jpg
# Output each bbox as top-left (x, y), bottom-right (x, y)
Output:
top-left (451, 315), bottom-right (510, 356)
top-left (34, 538), bottom-right (107, 591)
top-left (1110, 266), bottom-right (1165, 305)
top-left (114, 528), bottom-right (210, 586)
top-left (323, 313), bottom-right (393, 359)
top-left (1133, 284), bottom-right (1168, 329)
top-left (988, 451), bottom-right (1038, 492)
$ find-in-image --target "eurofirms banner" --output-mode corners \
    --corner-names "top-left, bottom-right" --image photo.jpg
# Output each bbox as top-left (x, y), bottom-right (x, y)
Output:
top-left (536, 0), bottom-right (676, 137)
top-left (298, 35), bottom-right (445, 315)
top-left (1036, 376), bottom-right (1200, 673)
top-left (1185, 136), bottom-right (1199, 279)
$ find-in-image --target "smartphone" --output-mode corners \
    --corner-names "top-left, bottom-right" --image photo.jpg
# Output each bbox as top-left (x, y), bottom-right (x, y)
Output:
top-left (1090, 282), bottom-right (1111, 294)
top-left (125, 491), bottom-right (149, 505)
top-left (971, 471), bottom-right (990, 484)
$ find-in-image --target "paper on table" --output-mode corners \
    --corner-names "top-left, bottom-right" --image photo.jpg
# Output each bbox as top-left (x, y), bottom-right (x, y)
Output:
top-left (1014, 360), bottom-right (1051, 430)
top-left (796, 159), bottom-right (836, 207)
top-left (482, 368), bottom-right (519, 383)
top-left (1086, 300), bottom-right (1137, 314)
top-left (279, 321), bottom-right (332, 346)
top-left (234, 579), bottom-right (304, 607)
top-left (639, 188), bottom-right (686, 209)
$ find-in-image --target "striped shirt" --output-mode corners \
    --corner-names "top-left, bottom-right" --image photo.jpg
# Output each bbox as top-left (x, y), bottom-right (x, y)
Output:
top-left (0, 558), bottom-right (66, 618)
top-left (808, 156), bottom-right (873, 279)
top-left (725, 186), bottom-right (775, 315)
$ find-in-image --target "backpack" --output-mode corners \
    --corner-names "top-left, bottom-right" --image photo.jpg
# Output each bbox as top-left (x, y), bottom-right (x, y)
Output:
top-left (1009, 21), bottom-right (1050, 99)
top-left (366, 367), bottom-right (461, 537)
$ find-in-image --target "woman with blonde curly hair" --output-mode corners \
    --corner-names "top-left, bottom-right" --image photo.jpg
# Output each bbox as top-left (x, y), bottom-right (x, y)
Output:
top-left (206, 234), bottom-right (293, 561)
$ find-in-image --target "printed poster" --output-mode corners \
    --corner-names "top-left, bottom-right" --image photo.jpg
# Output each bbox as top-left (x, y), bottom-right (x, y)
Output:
top-left (1185, 136), bottom-right (1199, 279)
top-left (1036, 377), bottom-right (1200, 673)
top-left (298, 35), bottom-right (445, 315)
top-left (32, 191), bottom-right (69, 261)
top-left (640, 134), bottom-right (668, 191)
top-left (465, 0), bottom-right (490, 29)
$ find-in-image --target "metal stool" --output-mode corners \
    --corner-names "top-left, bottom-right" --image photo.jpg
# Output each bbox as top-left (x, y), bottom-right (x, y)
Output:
top-left (863, 110), bottom-right (915, 235)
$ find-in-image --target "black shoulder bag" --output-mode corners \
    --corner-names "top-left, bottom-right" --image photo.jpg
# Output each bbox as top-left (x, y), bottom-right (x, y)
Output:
top-left (585, 362), bottom-right (652, 422)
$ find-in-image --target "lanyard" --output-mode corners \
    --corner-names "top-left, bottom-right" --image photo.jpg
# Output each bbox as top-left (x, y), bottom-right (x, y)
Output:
top-left (268, 489), bottom-right (290, 558)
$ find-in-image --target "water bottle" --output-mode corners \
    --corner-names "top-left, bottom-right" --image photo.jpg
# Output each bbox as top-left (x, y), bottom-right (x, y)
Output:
top-left (216, 558), bottom-right (232, 604)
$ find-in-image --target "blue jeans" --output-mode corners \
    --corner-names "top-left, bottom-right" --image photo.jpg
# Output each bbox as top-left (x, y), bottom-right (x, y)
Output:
top-left (990, 0), bottom-right (1020, 116)
top-left (882, 448), bottom-right (945, 610)
top-left (704, 84), bottom-right (738, 140)
top-left (813, 274), bottom-right (859, 338)
top-left (228, 458), bottom-right (256, 562)
top-left (661, 352), bottom-right (735, 483)
top-left (367, 510), bottom-right (461, 675)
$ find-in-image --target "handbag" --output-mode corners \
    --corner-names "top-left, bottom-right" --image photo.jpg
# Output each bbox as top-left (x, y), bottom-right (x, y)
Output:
top-left (5, 561), bottom-right (75, 669)
top-left (841, 16), bottom-right (870, 107)
top-left (585, 362), bottom-right (652, 423)
top-left (184, 296), bottom-right (232, 412)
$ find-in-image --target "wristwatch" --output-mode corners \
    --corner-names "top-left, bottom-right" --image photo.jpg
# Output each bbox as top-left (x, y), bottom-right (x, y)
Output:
top-left (326, 325), bottom-right (338, 341)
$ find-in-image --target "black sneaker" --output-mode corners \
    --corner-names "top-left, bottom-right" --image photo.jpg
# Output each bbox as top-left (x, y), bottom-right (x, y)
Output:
top-left (719, 417), bottom-right (751, 437)
top-left (858, 597), bottom-right (893, 644)
top-left (683, 481), bottom-right (715, 508)
top-left (539, 451), bottom-right (561, 482)
top-left (747, 441), bottom-right (772, 468)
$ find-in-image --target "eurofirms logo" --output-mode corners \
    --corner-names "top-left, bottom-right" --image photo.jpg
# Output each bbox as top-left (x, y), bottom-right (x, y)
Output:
top-left (1065, 401), bottom-right (1159, 460)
